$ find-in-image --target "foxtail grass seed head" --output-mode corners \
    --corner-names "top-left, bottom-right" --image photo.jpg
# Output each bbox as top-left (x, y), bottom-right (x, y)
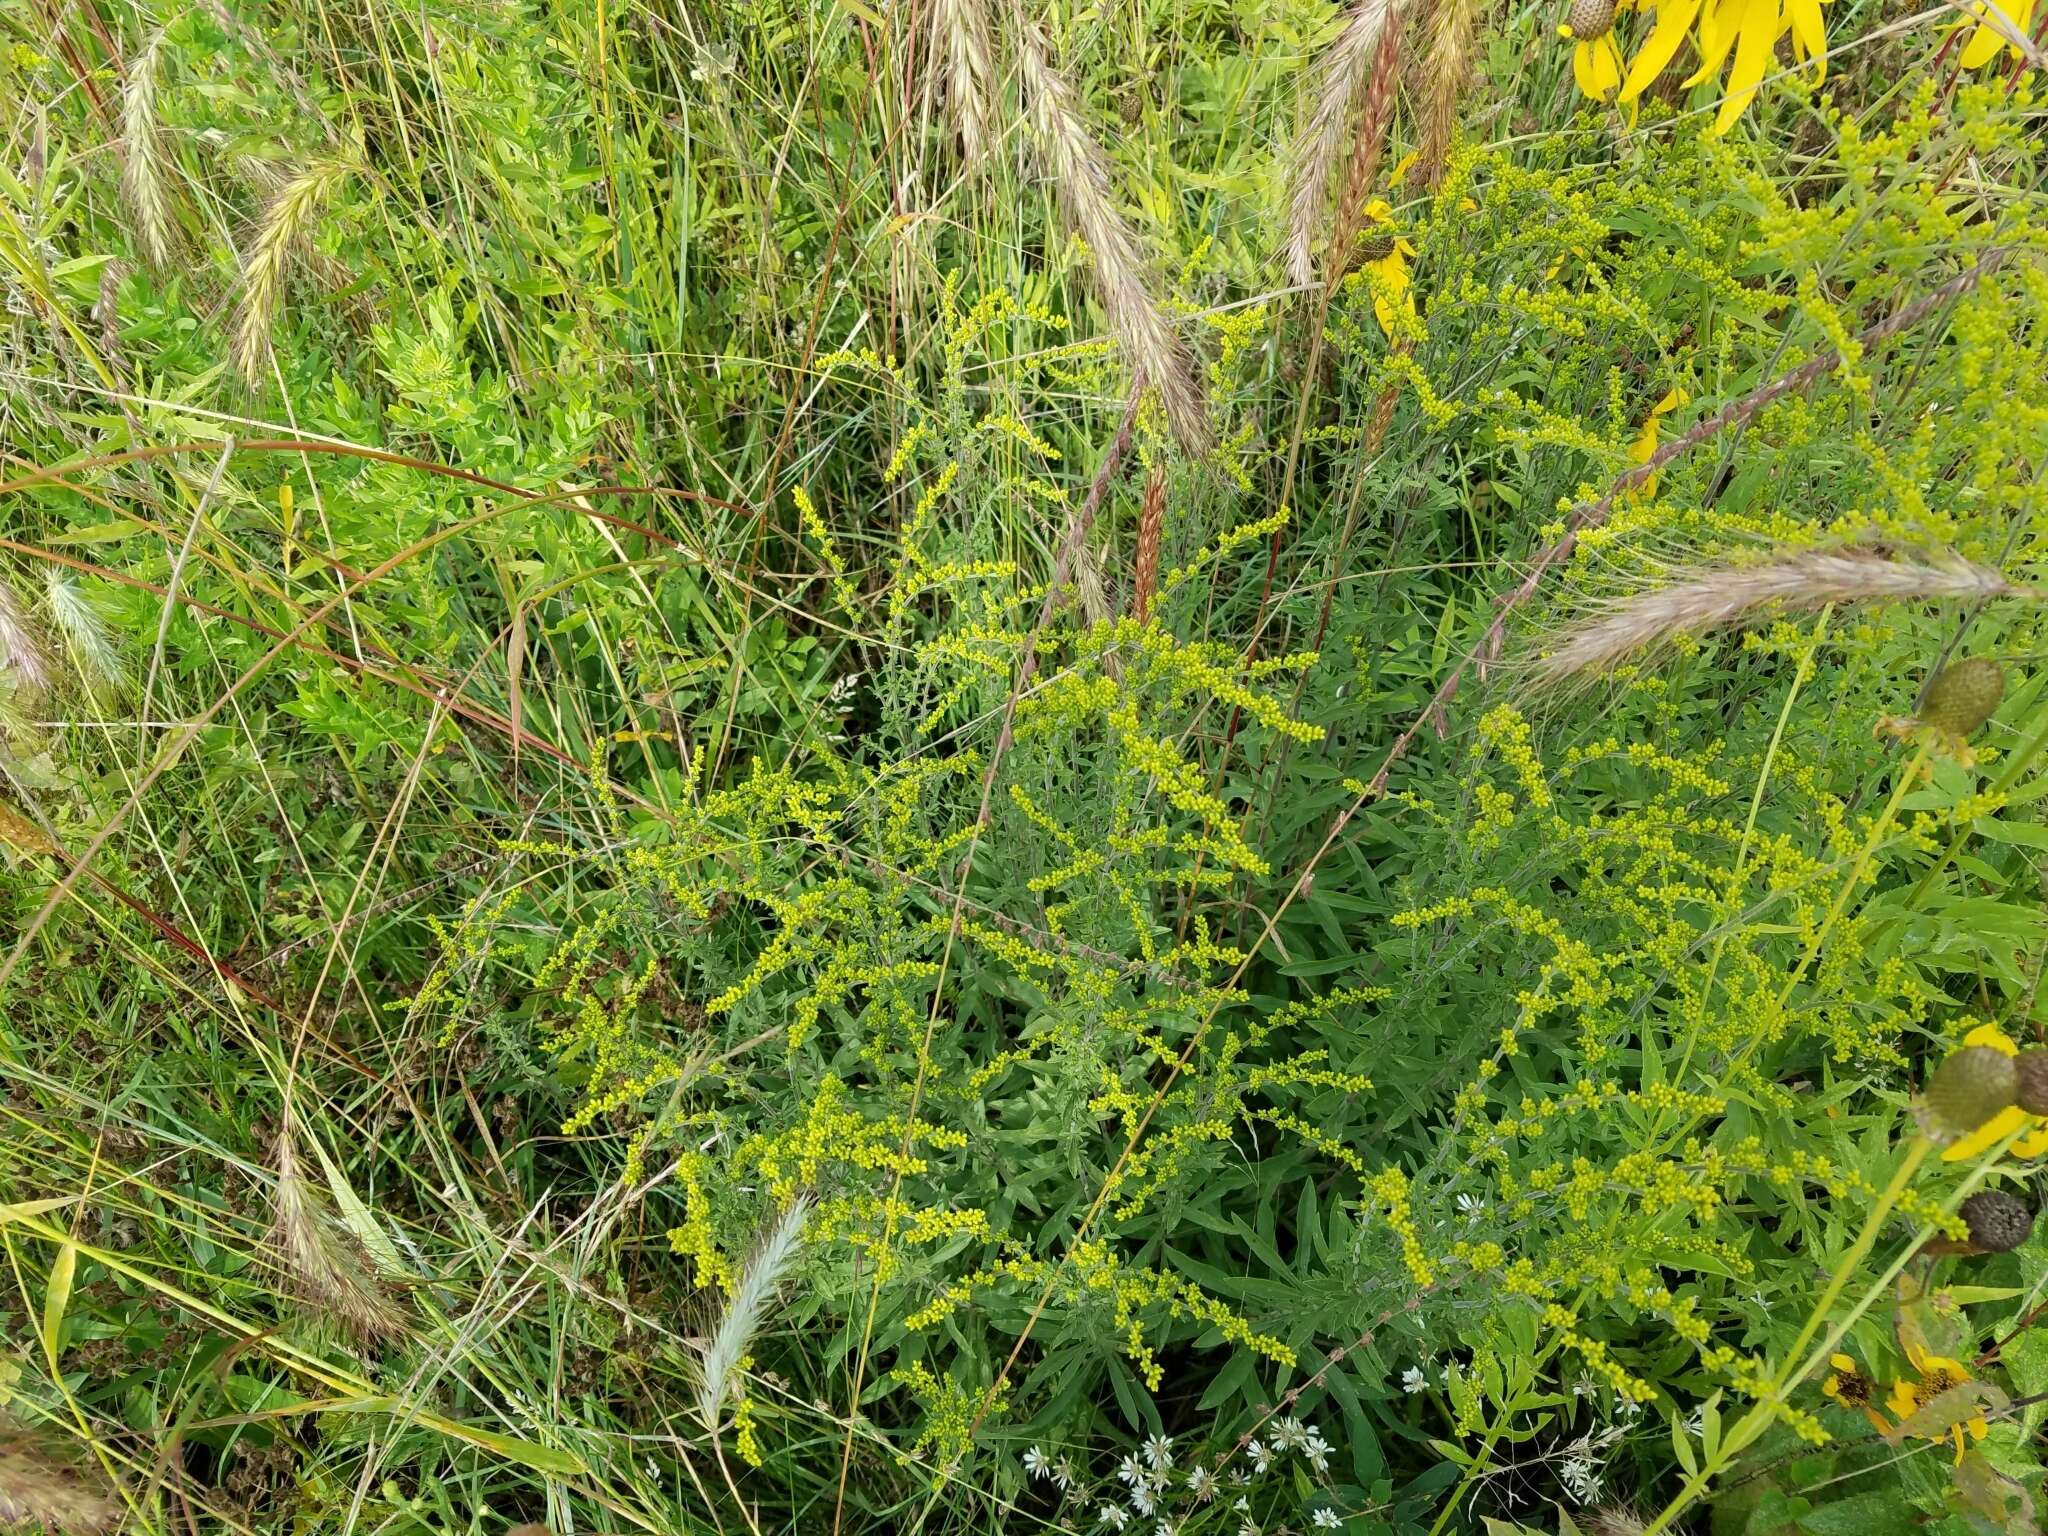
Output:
top-left (121, 27), bottom-right (174, 269)
top-left (1017, 21), bottom-right (1208, 455)
top-left (930, 0), bottom-right (993, 162)
top-left (1919, 658), bottom-right (2005, 739)
top-left (1960, 1191), bottom-right (2034, 1253)
top-left (1285, 0), bottom-right (1397, 288)
top-left (268, 1134), bottom-right (408, 1344)
top-left (1416, 0), bottom-right (1478, 190)
top-left (1920, 1045), bottom-right (2018, 1144)
top-left (1526, 550), bottom-right (2015, 690)
top-left (43, 573), bottom-right (125, 701)
top-left (0, 577), bottom-right (55, 708)
top-left (234, 159), bottom-right (351, 385)
top-left (697, 1197), bottom-right (811, 1433)
top-left (0, 1425), bottom-right (122, 1533)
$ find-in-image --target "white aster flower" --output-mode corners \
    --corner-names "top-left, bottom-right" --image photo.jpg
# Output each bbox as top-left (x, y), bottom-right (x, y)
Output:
top-left (1143, 1433), bottom-right (1174, 1472)
top-left (1313, 1510), bottom-right (1342, 1530)
top-left (1246, 1440), bottom-right (1272, 1473)
top-left (1024, 1446), bottom-right (1050, 1479)
top-left (1098, 1507), bottom-right (1129, 1530)
top-left (1054, 1456), bottom-right (1076, 1489)
top-left (1187, 1466), bottom-right (1217, 1502)
top-left (1117, 1454), bottom-right (1144, 1486)
top-left (1302, 1429), bottom-right (1332, 1473)
top-left (1401, 1366), bottom-right (1427, 1394)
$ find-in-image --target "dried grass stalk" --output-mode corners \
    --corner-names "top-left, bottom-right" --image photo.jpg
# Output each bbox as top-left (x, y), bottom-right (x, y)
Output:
top-left (0, 577), bottom-right (55, 708)
top-left (1016, 21), bottom-right (1208, 455)
top-left (121, 27), bottom-right (174, 269)
top-left (1526, 549), bottom-right (2016, 689)
top-left (1285, 0), bottom-right (1399, 289)
top-left (1415, 0), bottom-right (1478, 191)
top-left (268, 1133), bottom-right (408, 1344)
top-left (0, 1423), bottom-right (122, 1533)
top-left (696, 1198), bottom-right (811, 1432)
top-left (931, 0), bottom-right (994, 162)
top-left (1329, 7), bottom-right (1406, 277)
top-left (233, 159), bottom-right (351, 385)
top-left (1132, 466), bottom-right (1164, 623)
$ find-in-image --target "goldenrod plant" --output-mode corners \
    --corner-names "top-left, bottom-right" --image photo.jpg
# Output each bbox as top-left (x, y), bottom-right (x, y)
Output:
top-left (0, 2), bottom-right (2043, 1534)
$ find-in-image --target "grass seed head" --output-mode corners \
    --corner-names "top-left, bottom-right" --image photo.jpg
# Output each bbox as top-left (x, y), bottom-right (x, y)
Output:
top-left (267, 1134), bottom-right (409, 1345)
top-left (0, 1425), bottom-right (122, 1533)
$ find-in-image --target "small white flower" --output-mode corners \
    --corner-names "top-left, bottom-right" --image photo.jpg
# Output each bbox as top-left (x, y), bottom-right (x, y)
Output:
top-left (1098, 1507), bottom-right (1129, 1531)
top-left (1271, 1416), bottom-right (1306, 1451)
top-left (1313, 1510), bottom-right (1343, 1530)
top-left (1156, 1522), bottom-right (1176, 1536)
top-left (1302, 1429), bottom-right (1332, 1473)
top-left (1024, 1447), bottom-right (1050, 1479)
top-left (1455, 1192), bottom-right (1483, 1215)
top-left (1054, 1456), bottom-right (1076, 1489)
top-left (1144, 1433), bottom-right (1174, 1472)
top-left (1401, 1365), bottom-right (1427, 1394)
top-left (1130, 1484), bottom-right (1156, 1517)
top-left (1559, 1456), bottom-right (1602, 1502)
top-left (1240, 1521), bottom-right (1258, 1536)
top-left (1246, 1440), bottom-right (1272, 1473)
top-left (1117, 1454), bottom-right (1144, 1486)
top-left (1618, 1398), bottom-right (1643, 1421)
top-left (1187, 1467), bottom-right (1217, 1502)
top-left (1235, 1495), bottom-right (1250, 1512)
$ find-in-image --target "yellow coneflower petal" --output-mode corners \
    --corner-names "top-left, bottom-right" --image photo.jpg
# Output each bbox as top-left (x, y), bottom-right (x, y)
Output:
top-left (2013, 1123), bottom-right (2048, 1158)
top-left (1714, 0), bottom-right (1781, 133)
top-left (1941, 1103), bottom-right (2030, 1162)
top-left (1965, 1021), bottom-right (2020, 1057)
top-left (1621, 0), bottom-right (1703, 98)
top-left (1575, 35), bottom-right (1626, 98)
top-left (1785, 0), bottom-right (1826, 75)
top-left (1685, 0), bottom-right (1740, 85)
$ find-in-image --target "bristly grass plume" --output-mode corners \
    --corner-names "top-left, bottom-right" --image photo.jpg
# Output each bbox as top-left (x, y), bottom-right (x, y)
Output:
top-left (0, 576), bottom-right (54, 709)
top-left (696, 1197), bottom-right (812, 1433)
top-left (1524, 549), bottom-right (2020, 689)
top-left (120, 26), bottom-right (174, 270)
top-left (930, 0), bottom-right (994, 163)
top-left (233, 158), bottom-right (351, 384)
top-left (1016, 19), bottom-right (1208, 454)
top-left (1415, 0), bottom-right (1479, 189)
top-left (1285, 0), bottom-right (1400, 288)
top-left (0, 1423), bottom-right (122, 1533)
top-left (267, 1132), bottom-right (409, 1344)
top-left (43, 573), bottom-right (125, 703)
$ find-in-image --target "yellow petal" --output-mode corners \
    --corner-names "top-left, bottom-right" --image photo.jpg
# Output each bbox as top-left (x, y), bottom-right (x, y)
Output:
top-left (1785, 0), bottom-right (1827, 75)
top-left (1685, 0), bottom-right (1740, 85)
top-left (2013, 1122), bottom-right (2048, 1158)
top-left (1621, 0), bottom-right (1704, 97)
top-left (1652, 386), bottom-right (1690, 415)
top-left (1830, 1354), bottom-right (1856, 1372)
top-left (1940, 1103), bottom-right (2029, 1162)
top-left (1964, 1021), bottom-right (2019, 1056)
top-left (1713, 0), bottom-right (1781, 133)
top-left (1574, 40), bottom-right (1615, 98)
top-left (1390, 151), bottom-right (1419, 187)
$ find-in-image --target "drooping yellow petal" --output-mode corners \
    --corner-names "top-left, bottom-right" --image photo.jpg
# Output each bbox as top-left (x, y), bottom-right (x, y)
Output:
top-left (1369, 249), bottom-right (1414, 337)
top-left (2013, 1123), bottom-right (2048, 1158)
top-left (1940, 1103), bottom-right (2029, 1162)
top-left (1713, 0), bottom-right (1782, 133)
top-left (1685, 0), bottom-right (1741, 85)
top-left (1620, 0), bottom-right (1704, 99)
top-left (1957, 0), bottom-right (2034, 65)
top-left (1785, 0), bottom-right (1827, 76)
top-left (1575, 36), bottom-right (1625, 98)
